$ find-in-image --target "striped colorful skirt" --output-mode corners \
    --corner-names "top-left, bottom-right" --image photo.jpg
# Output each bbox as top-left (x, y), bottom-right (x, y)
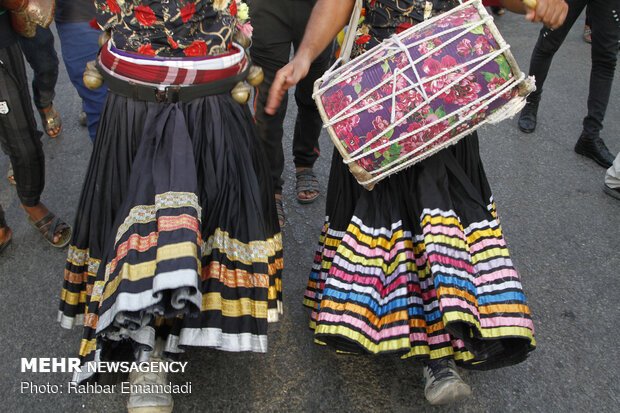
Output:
top-left (304, 133), bottom-right (535, 370)
top-left (59, 92), bottom-right (283, 382)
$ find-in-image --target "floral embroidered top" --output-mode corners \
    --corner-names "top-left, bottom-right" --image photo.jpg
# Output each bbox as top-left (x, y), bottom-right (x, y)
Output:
top-left (355, 0), bottom-right (460, 56)
top-left (95, 0), bottom-right (247, 57)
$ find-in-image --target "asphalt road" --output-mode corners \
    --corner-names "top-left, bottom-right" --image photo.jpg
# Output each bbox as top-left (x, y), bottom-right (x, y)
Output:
top-left (1, 11), bottom-right (618, 413)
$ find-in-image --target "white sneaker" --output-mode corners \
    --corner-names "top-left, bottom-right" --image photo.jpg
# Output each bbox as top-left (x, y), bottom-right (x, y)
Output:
top-left (126, 358), bottom-right (174, 413)
top-left (422, 358), bottom-right (472, 405)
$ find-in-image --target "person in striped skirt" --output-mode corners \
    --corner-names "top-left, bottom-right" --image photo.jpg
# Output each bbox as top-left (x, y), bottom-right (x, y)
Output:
top-left (267, 0), bottom-right (568, 405)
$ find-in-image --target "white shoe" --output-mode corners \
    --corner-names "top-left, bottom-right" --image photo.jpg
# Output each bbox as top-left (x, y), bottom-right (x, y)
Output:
top-left (126, 358), bottom-right (173, 413)
top-left (422, 358), bottom-right (472, 405)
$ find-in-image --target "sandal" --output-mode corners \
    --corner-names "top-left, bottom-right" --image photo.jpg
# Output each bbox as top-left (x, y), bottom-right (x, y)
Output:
top-left (583, 25), bottom-right (592, 43)
top-left (295, 168), bottom-right (319, 204)
top-left (7, 163), bottom-right (16, 185)
top-left (0, 229), bottom-right (11, 255)
top-left (27, 212), bottom-right (72, 248)
top-left (39, 103), bottom-right (62, 138)
top-left (275, 195), bottom-right (285, 228)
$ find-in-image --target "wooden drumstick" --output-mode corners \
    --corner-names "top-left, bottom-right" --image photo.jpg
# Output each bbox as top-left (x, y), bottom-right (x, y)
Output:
top-left (522, 0), bottom-right (537, 8)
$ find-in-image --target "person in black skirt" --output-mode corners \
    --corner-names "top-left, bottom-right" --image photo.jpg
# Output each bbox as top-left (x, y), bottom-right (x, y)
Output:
top-left (57, 2), bottom-right (283, 412)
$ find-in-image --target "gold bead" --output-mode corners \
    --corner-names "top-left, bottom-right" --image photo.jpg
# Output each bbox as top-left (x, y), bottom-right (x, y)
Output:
top-left (234, 31), bottom-right (251, 49)
top-left (83, 60), bottom-right (103, 90)
top-left (246, 65), bottom-right (264, 87)
top-left (231, 82), bottom-right (251, 104)
top-left (98, 31), bottom-right (111, 48)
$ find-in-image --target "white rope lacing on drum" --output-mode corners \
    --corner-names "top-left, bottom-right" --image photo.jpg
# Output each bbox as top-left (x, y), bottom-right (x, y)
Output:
top-left (359, 74), bottom-right (523, 178)
top-left (346, 46), bottom-right (512, 162)
top-left (316, 16), bottom-right (495, 128)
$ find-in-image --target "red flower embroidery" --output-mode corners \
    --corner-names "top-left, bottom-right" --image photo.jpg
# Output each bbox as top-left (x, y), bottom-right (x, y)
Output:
top-left (88, 18), bottom-right (100, 30)
top-left (397, 23), bottom-right (412, 34)
top-left (229, 1), bottom-right (237, 16)
top-left (180, 3), bottom-right (195, 23)
top-left (106, 0), bottom-right (121, 14)
top-left (184, 41), bottom-right (208, 57)
top-left (356, 35), bottom-right (371, 45)
top-left (137, 44), bottom-right (156, 56)
top-left (168, 37), bottom-right (178, 49)
top-left (135, 5), bottom-right (157, 27)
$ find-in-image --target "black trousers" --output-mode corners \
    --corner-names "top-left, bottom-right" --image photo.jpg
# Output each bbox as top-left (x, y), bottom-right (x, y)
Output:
top-left (526, 0), bottom-right (619, 139)
top-left (0, 42), bottom-right (45, 209)
top-left (248, 0), bottom-right (331, 194)
top-left (18, 25), bottom-right (58, 110)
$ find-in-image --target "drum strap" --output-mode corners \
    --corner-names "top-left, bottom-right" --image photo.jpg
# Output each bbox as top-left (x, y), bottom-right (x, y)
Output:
top-left (339, 0), bottom-right (363, 64)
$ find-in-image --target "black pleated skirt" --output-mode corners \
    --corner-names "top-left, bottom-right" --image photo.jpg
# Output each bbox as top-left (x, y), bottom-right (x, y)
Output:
top-left (59, 92), bottom-right (283, 382)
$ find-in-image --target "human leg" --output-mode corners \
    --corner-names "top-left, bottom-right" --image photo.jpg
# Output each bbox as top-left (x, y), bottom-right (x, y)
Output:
top-left (0, 44), bottom-right (70, 245)
top-left (519, 0), bottom-right (585, 133)
top-left (574, 0), bottom-right (619, 167)
top-left (584, 3), bottom-right (592, 42)
top-left (290, 2), bottom-right (331, 202)
top-left (18, 25), bottom-right (62, 137)
top-left (0, 43), bottom-right (46, 207)
top-left (17, 26), bottom-right (58, 111)
top-left (56, 22), bottom-right (108, 142)
top-left (580, 0), bottom-right (619, 138)
top-left (249, 0), bottom-right (294, 224)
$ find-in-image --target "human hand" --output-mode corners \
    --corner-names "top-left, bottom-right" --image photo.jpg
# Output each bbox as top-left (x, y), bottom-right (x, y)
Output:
top-left (523, 0), bottom-right (568, 29)
top-left (265, 56), bottom-right (312, 115)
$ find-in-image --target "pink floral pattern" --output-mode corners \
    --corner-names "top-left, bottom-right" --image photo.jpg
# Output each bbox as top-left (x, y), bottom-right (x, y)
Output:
top-left (320, 5), bottom-right (521, 173)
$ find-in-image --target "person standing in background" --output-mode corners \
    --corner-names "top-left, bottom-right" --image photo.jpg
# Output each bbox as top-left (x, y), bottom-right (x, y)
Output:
top-left (18, 24), bottom-right (62, 138)
top-left (248, 0), bottom-right (331, 227)
top-left (54, 0), bottom-right (107, 142)
top-left (1, 7), bottom-right (72, 250)
top-left (518, 0), bottom-right (618, 169)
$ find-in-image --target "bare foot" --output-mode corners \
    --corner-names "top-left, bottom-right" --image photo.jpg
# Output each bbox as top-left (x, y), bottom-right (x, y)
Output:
top-left (21, 202), bottom-right (63, 244)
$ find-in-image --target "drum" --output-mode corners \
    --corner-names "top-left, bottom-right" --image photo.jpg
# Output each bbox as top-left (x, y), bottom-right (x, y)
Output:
top-left (313, 0), bottom-right (535, 190)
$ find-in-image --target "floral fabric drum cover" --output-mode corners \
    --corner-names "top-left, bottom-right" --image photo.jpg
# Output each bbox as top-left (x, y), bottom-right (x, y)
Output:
top-left (314, 0), bottom-right (534, 190)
